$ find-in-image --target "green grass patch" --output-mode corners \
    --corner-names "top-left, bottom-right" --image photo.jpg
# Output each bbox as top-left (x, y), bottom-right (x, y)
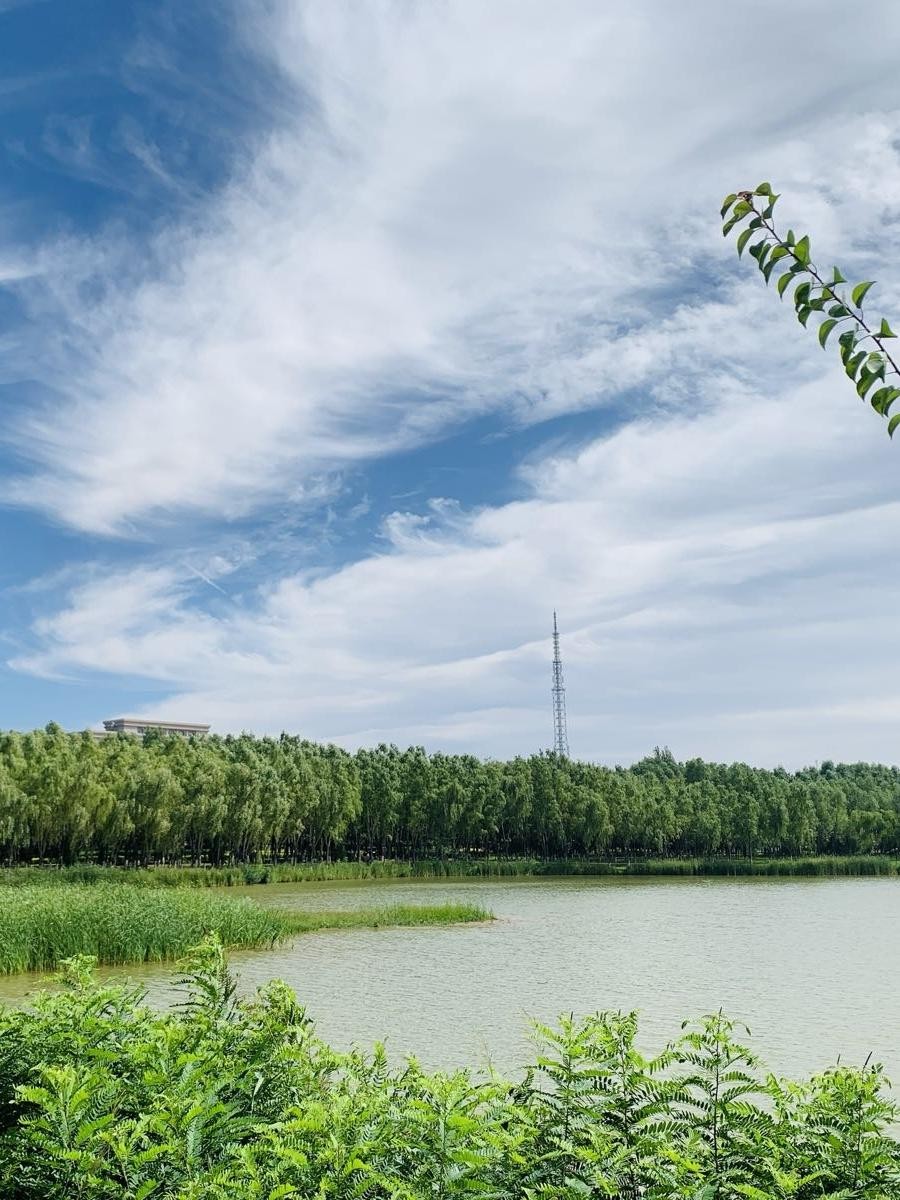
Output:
top-left (281, 902), bottom-right (491, 934)
top-left (0, 885), bottom-right (492, 974)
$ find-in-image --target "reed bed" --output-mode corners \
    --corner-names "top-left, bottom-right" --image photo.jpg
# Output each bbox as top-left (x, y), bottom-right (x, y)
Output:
top-left (282, 902), bottom-right (491, 933)
top-left (624, 854), bottom-right (899, 876)
top-left (0, 860), bottom-right (536, 888)
top-left (1, 853), bottom-right (896, 891)
top-left (0, 885), bottom-right (492, 974)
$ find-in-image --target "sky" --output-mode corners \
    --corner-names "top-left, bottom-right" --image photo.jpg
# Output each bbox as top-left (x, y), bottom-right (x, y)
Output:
top-left (2, 0), bottom-right (900, 768)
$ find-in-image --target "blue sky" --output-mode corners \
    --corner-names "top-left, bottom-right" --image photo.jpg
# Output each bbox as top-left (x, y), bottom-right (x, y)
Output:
top-left (3, 0), bottom-right (900, 766)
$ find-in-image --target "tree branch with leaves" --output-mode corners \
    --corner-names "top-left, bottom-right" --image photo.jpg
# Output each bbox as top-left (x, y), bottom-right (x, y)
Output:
top-left (721, 184), bottom-right (900, 436)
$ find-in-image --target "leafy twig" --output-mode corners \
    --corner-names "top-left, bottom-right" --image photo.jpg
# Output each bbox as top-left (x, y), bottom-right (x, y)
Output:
top-left (721, 184), bottom-right (900, 436)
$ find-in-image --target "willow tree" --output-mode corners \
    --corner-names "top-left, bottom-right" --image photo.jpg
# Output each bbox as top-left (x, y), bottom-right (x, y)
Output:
top-left (721, 184), bottom-right (900, 435)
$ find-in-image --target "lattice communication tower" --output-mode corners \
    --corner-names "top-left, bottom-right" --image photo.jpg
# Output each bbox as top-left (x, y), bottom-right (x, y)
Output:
top-left (551, 611), bottom-right (569, 757)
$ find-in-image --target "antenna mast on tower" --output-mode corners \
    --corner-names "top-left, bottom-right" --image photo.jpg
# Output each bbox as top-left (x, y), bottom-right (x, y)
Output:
top-left (551, 611), bottom-right (569, 757)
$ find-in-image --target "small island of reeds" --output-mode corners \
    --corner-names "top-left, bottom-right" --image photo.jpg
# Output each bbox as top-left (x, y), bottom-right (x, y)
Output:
top-left (0, 884), bottom-right (492, 974)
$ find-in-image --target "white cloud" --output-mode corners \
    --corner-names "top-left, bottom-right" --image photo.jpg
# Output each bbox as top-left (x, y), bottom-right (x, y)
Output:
top-left (5, 0), bottom-right (900, 532)
top-left (14, 366), bottom-right (900, 767)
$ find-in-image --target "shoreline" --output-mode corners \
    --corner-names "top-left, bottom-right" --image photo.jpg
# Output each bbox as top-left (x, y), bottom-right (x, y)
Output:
top-left (1, 853), bottom-right (897, 889)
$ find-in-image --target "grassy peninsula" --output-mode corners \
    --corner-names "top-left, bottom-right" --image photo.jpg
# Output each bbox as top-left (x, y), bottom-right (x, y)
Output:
top-left (0, 885), bottom-right (491, 974)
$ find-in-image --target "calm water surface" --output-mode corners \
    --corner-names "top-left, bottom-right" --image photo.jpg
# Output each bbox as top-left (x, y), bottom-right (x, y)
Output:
top-left (2, 876), bottom-right (898, 1078)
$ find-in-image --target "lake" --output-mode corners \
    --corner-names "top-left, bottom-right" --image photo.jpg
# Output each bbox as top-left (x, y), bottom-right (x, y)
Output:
top-left (2, 875), bottom-right (898, 1080)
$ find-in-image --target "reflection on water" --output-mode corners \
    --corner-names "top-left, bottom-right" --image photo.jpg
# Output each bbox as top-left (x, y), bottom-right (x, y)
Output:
top-left (2, 875), bottom-right (898, 1078)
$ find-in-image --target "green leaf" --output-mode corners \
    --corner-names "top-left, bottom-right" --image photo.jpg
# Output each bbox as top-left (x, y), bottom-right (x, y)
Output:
top-left (817, 319), bottom-right (838, 348)
top-left (794, 281), bottom-right (812, 307)
top-left (889, 413), bottom-right (900, 438)
top-left (851, 281), bottom-right (875, 307)
top-left (762, 195), bottom-right (780, 219)
top-left (870, 387), bottom-right (900, 416)
top-left (828, 304), bottom-right (850, 318)
top-left (755, 181), bottom-right (773, 196)
top-left (797, 306), bottom-right (812, 327)
top-left (831, 266), bottom-right (847, 284)
top-left (786, 229), bottom-right (796, 245)
top-left (720, 193), bottom-right (738, 218)
top-left (870, 386), bottom-right (889, 414)
top-left (769, 245), bottom-right (789, 264)
top-left (723, 213), bottom-right (747, 237)
top-left (857, 369), bottom-right (879, 399)
top-left (762, 259), bottom-right (778, 284)
top-left (846, 351), bottom-right (866, 379)
top-left (776, 271), bottom-right (794, 299)
top-left (879, 317), bottom-right (896, 338)
top-left (736, 228), bottom-right (753, 258)
top-left (794, 235), bottom-right (811, 264)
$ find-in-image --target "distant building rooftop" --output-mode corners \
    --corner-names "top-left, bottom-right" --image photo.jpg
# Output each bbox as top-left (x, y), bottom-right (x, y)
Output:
top-left (99, 718), bottom-right (210, 738)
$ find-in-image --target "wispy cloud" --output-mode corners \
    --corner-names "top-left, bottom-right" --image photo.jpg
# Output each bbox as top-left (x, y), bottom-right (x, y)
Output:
top-left (4, 0), bottom-right (900, 533)
top-left (13, 370), bottom-right (900, 765)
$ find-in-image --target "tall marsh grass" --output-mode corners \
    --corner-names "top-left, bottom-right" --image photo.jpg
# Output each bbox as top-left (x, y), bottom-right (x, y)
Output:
top-left (282, 902), bottom-right (491, 933)
top-left (0, 885), bottom-right (288, 973)
top-left (624, 855), bottom-right (899, 877)
top-left (0, 885), bottom-right (492, 974)
top-left (1, 854), bottom-right (895, 892)
top-left (0, 859), bottom-right (537, 888)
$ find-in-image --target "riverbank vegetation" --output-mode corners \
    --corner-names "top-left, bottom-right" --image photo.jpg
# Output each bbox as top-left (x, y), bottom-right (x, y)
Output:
top-left (4, 726), bottom-right (900, 866)
top-left (0, 937), bottom-right (896, 1199)
top-left (0, 885), bottom-right (491, 973)
top-left (3, 852), bottom-right (900, 890)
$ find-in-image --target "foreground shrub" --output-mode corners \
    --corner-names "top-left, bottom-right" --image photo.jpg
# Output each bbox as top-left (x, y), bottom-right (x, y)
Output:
top-left (0, 939), bottom-right (897, 1199)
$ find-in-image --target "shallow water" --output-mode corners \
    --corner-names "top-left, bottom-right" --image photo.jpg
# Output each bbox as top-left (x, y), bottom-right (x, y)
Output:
top-left (2, 875), bottom-right (898, 1078)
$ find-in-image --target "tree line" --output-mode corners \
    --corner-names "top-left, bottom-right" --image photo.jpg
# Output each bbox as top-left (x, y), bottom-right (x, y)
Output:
top-left (1, 724), bottom-right (899, 865)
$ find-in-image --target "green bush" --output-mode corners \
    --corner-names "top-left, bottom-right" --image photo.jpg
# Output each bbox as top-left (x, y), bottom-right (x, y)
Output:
top-left (0, 940), bottom-right (896, 1198)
